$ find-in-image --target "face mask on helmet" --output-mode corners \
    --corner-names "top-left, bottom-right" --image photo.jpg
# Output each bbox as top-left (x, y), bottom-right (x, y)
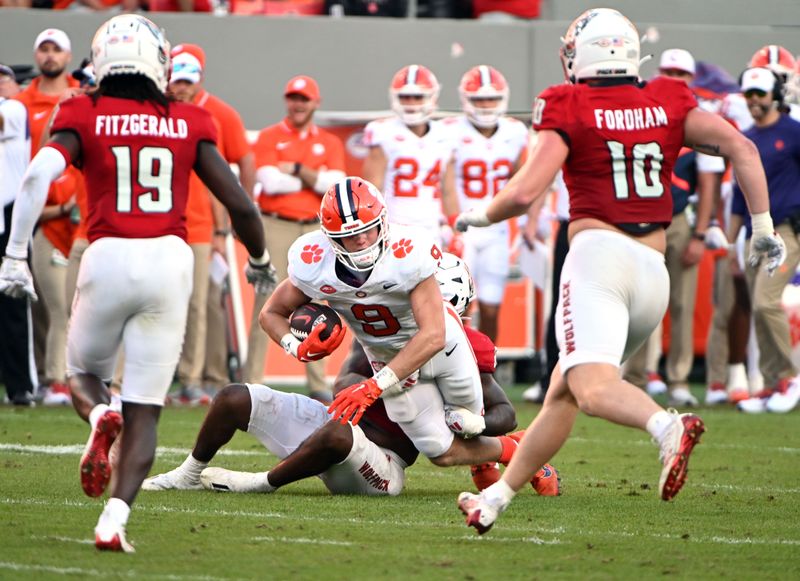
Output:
top-left (749, 45), bottom-right (796, 83)
top-left (560, 8), bottom-right (641, 83)
top-left (435, 252), bottom-right (475, 316)
top-left (390, 64), bottom-right (440, 126)
top-left (459, 65), bottom-right (509, 128)
top-left (92, 14), bottom-right (170, 92)
top-left (320, 177), bottom-right (390, 272)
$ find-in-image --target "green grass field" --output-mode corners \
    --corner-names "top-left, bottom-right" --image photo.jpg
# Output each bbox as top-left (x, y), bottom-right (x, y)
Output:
top-left (1, 385), bottom-right (798, 580)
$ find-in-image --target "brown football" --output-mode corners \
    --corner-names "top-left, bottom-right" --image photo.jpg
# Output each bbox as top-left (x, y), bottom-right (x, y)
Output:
top-left (289, 303), bottom-right (342, 341)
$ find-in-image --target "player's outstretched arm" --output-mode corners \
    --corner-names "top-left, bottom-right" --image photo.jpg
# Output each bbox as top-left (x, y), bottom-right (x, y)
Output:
top-left (195, 141), bottom-right (266, 259)
top-left (455, 131), bottom-right (567, 231)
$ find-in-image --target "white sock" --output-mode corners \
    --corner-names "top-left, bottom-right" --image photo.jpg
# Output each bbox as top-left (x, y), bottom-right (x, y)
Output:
top-left (483, 479), bottom-right (515, 507)
top-left (727, 364), bottom-right (747, 390)
top-left (105, 497), bottom-right (131, 526)
top-left (88, 404), bottom-right (111, 430)
top-left (646, 410), bottom-right (673, 442)
top-left (180, 455), bottom-right (208, 480)
top-left (261, 472), bottom-right (277, 493)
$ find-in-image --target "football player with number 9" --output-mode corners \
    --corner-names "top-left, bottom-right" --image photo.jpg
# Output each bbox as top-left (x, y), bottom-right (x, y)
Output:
top-left (0, 15), bottom-right (273, 552)
top-left (455, 7), bottom-right (781, 534)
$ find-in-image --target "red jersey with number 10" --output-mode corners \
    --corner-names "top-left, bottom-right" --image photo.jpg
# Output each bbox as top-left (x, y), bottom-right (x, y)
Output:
top-left (533, 77), bottom-right (697, 228)
top-left (51, 94), bottom-right (217, 243)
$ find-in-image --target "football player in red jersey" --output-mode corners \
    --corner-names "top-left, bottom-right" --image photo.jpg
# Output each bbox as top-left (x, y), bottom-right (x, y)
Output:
top-left (0, 15), bottom-right (275, 553)
top-left (455, 8), bottom-right (783, 534)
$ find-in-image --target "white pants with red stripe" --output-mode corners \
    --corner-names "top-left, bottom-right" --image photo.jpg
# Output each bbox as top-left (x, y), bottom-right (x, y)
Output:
top-left (556, 229), bottom-right (669, 375)
top-left (66, 235), bottom-right (194, 406)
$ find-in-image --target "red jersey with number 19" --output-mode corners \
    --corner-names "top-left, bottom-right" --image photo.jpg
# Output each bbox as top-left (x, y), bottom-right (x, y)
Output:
top-left (533, 77), bottom-right (697, 228)
top-left (50, 94), bottom-right (217, 243)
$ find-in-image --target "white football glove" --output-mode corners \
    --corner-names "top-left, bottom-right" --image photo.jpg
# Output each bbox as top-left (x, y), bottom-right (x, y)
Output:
top-left (454, 209), bottom-right (491, 233)
top-left (245, 259), bottom-right (278, 296)
top-left (703, 224), bottom-right (729, 251)
top-left (749, 232), bottom-right (786, 276)
top-left (0, 256), bottom-right (37, 301)
top-left (444, 405), bottom-right (486, 439)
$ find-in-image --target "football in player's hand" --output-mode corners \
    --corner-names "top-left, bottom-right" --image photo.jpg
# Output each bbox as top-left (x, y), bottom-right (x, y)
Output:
top-left (290, 303), bottom-right (342, 341)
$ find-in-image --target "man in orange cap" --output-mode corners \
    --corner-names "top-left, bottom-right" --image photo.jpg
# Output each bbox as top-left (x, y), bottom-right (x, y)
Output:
top-left (168, 42), bottom-right (256, 404)
top-left (244, 75), bottom-right (346, 402)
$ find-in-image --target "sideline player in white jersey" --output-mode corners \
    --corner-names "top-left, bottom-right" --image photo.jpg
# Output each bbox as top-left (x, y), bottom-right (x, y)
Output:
top-left (260, 177), bottom-right (522, 470)
top-left (442, 65), bottom-right (529, 342)
top-left (362, 65), bottom-right (453, 238)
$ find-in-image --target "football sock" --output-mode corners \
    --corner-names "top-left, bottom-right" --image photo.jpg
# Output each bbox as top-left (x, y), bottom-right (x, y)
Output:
top-left (89, 404), bottom-right (111, 430)
top-left (646, 410), bottom-right (674, 442)
top-left (181, 455), bottom-right (208, 481)
top-left (262, 472), bottom-right (277, 493)
top-left (105, 497), bottom-right (131, 526)
top-left (483, 479), bottom-right (516, 506)
top-left (497, 435), bottom-right (518, 465)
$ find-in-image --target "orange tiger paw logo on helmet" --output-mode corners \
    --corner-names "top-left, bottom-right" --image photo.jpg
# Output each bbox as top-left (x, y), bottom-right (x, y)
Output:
top-left (301, 244), bottom-right (324, 264)
top-left (392, 239), bottom-right (414, 258)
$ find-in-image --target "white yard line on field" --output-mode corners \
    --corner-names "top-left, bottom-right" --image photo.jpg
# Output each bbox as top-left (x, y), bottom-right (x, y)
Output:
top-left (252, 536), bottom-right (354, 546)
top-left (4, 496), bottom-right (799, 548)
top-left (0, 561), bottom-right (238, 580)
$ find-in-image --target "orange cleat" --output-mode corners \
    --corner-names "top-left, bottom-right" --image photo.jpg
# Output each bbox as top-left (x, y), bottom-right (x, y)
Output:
top-left (531, 463), bottom-right (561, 496)
top-left (470, 462), bottom-right (501, 491)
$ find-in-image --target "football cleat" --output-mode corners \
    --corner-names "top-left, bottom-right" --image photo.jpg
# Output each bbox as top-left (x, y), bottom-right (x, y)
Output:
top-left (658, 410), bottom-right (705, 501)
top-left (200, 467), bottom-right (274, 493)
top-left (766, 377), bottom-right (800, 413)
top-left (531, 464), bottom-right (561, 497)
top-left (667, 386), bottom-right (698, 408)
top-left (80, 410), bottom-right (123, 497)
top-left (142, 467), bottom-right (203, 491)
top-left (95, 522), bottom-right (135, 553)
top-left (704, 382), bottom-right (728, 405)
top-left (457, 491), bottom-right (506, 535)
top-left (737, 388), bottom-right (774, 414)
top-left (470, 462), bottom-right (501, 491)
top-left (646, 372), bottom-right (668, 396)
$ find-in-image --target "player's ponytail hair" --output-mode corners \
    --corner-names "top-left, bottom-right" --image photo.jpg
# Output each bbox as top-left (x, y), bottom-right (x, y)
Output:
top-left (92, 73), bottom-right (171, 116)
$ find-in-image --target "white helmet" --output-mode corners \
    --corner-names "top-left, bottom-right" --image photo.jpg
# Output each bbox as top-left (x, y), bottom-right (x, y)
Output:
top-left (389, 65), bottom-right (440, 126)
top-left (459, 65), bottom-right (510, 129)
top-left (560, 8), bottom-right (640, 83)
top-left (92, 15), bottom-right (171, 92)
top-left (436, 253), bottom-right (475, 316)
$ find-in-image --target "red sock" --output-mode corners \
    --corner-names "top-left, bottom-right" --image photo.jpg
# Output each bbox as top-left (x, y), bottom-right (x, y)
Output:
top-left (497, 435), bottom-right (518, 465)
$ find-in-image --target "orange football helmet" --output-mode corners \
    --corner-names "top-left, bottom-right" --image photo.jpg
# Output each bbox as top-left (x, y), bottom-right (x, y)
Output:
top-left (749, 45), bottom-right (796, 81)
top-left (459, 65), bottom-right (509, 128)
top-left (389, 64), bottom-right (440, 126)
top-left (319, 177), bottom-right (389, 271)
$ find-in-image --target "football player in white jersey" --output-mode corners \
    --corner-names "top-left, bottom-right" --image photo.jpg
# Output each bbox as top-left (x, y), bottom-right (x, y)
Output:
top-left (260, 177), bottom-right (522, 470)
top-left (362, 65), bottom-right (453, 237)
top-left (442, 65), bottom-right (529, 342)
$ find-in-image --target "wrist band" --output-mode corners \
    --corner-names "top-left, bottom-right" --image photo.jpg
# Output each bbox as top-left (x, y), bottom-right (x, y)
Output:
top-left (751, 212), bottom-right (774, 239)
top-left (249, 249), bottom-right (271, 266)
top-left (373, 366), bottom-right (399, 392)
top-left (293, 162), bottom-right (301, 176)
top-left (280, 333), bottom-right (300, 358)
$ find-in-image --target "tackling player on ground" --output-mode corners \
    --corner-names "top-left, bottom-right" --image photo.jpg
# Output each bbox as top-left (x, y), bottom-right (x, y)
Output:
top-left (454, 7), bottom-right (783, 534)
top-left (0, 15), bottom-right (275, 552)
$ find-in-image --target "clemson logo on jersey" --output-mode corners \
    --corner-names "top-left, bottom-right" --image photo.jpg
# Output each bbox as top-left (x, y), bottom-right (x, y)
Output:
top-left (395, 135), bottom-right (406, 142)
top-left (392, 239), bottom-right (414, 258)
top-left (320, 285), bottom-right (336, 294)
top-left (301, 244), bottom-right (324, 264)
top-left (312, 143), bottom-right (326, 156)
top-left (775, 139), bottom-right (785, 151)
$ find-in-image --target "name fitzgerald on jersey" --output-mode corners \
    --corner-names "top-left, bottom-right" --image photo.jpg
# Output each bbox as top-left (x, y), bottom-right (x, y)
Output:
top-left (593, 106), bottom-right (668, 131)
top-left (95, 114), bottom-right (189, 138)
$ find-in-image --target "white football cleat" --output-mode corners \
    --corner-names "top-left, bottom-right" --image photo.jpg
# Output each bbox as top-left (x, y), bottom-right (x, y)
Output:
top-left (141, 467), bottom-right (203, 491)
top-left (667, 386), bottom-right (698, 408)
top-left (457, 491), bottom-right (507, 535)
top-left (444, 406), bottom-right (486, 438)
top-left (645, 372), bottom-right (668, 396)
top-left (704, 383), bottom-right (728, 405)
top-left (200, 467), bottom-right (274, 493)
top-left (737, 394), bottom-right (769, 414)
top-left (766, 379), bottom-right (800, 413)
top-left (657, 410), bottom-right (705, 501)
top-left (95, 521), bottom-right (135, 553)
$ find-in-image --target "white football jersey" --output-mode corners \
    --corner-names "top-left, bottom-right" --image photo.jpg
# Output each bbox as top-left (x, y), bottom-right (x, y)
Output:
top-left (363, 117), bottom-right (452, 231)
top-left (288, 224), bottom-right (440, 363)
top-left (447, 115), bottom-right (529, 239)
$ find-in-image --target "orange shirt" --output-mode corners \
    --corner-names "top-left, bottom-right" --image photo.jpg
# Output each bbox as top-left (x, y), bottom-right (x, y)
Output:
top-left (14, 75), bottom-right (80, 156)
top-left (41, 166), bottom-right (82, 257)
top-left (253, 120), bottom-right (345, 221)
top-left (184, 90), bottom-right (250, 245)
